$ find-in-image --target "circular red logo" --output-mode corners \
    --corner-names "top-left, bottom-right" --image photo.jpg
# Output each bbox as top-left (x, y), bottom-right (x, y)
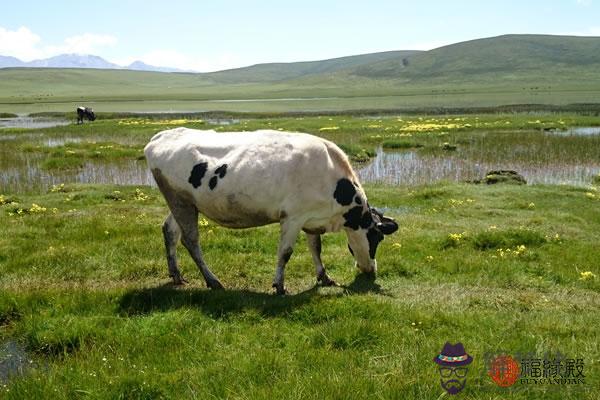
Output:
top-left (488, 355), bottom-right (520, 387)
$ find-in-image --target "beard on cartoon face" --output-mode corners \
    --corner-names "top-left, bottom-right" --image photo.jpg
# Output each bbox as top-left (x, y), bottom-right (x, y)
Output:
top-left (440, 377), bottom-right (466, 395)
top-left (438, 366), bottom-right (469, 395)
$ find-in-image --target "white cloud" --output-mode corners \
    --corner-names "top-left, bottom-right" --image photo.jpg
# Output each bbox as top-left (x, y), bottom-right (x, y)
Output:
top-left (0, 26), bottom-right (117, 61)
top-left (0, 26), bottom-right (42, 60)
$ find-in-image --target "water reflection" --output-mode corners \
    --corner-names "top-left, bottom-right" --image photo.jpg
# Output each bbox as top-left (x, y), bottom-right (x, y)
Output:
top-left (0, 340), bottom-right (31, 384)
top-left (0, 157), bottom-right (153, 194)
top-left (358, 148), bottom-right (600, 186)
top-left (0, 117), bottom-right (70, 129)
top-left (547, 126), bottom-right (600, 136)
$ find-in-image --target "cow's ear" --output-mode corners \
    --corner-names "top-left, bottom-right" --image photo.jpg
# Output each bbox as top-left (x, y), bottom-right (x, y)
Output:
top-left (377, 217), bottom-right (398, 235)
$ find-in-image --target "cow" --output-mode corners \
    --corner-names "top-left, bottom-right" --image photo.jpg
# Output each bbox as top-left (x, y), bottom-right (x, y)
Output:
top-left (144, 128), bottom-right (398, 294)
top-left (76, 107), bottom-right (96, 124)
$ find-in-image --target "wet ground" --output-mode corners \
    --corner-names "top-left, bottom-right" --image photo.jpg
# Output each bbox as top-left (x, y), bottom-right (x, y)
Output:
top-left (1, 123), bottom-right (599, 194)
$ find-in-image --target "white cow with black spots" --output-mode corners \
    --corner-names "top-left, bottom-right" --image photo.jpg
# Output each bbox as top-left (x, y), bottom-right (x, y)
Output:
top-left (144, 128), bottom-right (398, 294)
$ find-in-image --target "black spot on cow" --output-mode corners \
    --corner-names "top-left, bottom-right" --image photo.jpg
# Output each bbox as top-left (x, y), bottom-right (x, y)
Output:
top-left (343, 206), bottom-right (373, 230)
top-left (214, 164), bottom-right (228, 178)
top-left (209, 176), bottom-right (218, 190)
top-left (188, 162), bottom-right (208, 188)
top-left (366, 228), bottom-right (384, 259)
top-left (354, 196), bottom-right (362, 205)
top-left (334, 178), bottom-right (356, 206)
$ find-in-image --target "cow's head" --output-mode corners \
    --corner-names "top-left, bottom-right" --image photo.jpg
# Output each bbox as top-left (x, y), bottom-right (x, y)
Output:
top-left (87, 108), bottom-right (96, 121)
top-left (333, 178), bottom-right (398, 273)
top-left (345, 207), bottom-right (398, 273)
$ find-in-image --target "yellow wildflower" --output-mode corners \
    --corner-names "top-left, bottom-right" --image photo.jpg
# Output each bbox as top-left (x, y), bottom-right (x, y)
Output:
top-left (29, 203), bottom-right (47, 213)
top-left (133, 188), bottom-right (149, 201)
top-left (579, 271), bottom-right (596, 281)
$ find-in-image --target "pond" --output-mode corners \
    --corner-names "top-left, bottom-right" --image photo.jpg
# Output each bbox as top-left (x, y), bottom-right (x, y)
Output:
top-left (1, 127), bottom-right (599, 194)
top-left (357, 148), bottom-right (600, 186)
top-left (546, 126), bottom-right (600, 136)
top-left (0, 340), bottom-right (32, 384)
top-left (0, 117), bottom-right (70, 129)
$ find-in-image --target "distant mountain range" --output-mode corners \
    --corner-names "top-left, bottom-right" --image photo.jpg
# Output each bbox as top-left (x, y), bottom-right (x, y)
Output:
top-left (2, 34), bottom-right (600, 108)
top-left (3, 34), bottom-right (600, 81)
top-left (0, 53), bottom-right (186, 72)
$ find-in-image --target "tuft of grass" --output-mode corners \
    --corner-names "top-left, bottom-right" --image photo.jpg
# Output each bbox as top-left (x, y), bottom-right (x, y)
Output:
top-left (473, 228), bottom-right (547, 250)
top-left (381, 140), bottom-right (424, 149)
top-left (336, 143), bottom-right (376, 162)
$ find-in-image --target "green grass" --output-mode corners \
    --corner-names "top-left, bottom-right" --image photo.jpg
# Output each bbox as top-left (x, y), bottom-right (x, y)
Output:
top-left (21, 142), bottom-right (145, 170)
top-left (1, 182), bottom-right (599, 399)
top-left (1, 113), bottom-right (599, 398)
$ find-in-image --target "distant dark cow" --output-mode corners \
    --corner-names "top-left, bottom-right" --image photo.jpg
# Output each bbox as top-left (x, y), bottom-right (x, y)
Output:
top-left (76, 107), bottom-right (96, 124)
top-left (144, 128), bottom-right (399, 294)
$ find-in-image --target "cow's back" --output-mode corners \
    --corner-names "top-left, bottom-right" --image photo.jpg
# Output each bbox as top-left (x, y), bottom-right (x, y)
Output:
top-left (145, 128), bottom-right (360, 230)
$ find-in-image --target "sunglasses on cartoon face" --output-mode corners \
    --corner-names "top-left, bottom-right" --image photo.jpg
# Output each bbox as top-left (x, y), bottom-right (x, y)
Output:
top-left (439, 367), bottom-right (468, 378)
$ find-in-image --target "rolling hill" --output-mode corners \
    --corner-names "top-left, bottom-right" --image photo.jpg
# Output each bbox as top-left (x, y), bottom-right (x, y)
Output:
top-left (204, 50), bottom-right (421, 83)
top-left (1, 34), bottom-right (600, 113)
top-left (346, 34), bottom-right (600, 82)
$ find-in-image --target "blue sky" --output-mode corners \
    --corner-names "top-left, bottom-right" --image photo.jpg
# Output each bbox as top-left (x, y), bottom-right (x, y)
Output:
top-left (1, 0), bottom-right (599, 71)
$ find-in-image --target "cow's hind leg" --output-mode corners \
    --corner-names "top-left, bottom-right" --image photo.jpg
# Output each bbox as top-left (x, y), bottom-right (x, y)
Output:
top-left (152, 168), bottom-right (222, 289)
top-left (272, 219), bottom-right (303, 295)
top-left (306, 233), bottom-right (337, 287)
top-left (162, 213), bottom-right (186, 285)
top-left (171, 203), bottom-right (224, 290)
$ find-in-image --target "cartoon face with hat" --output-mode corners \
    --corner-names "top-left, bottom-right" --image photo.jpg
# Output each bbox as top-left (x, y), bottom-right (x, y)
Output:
top-left (433, 342), bottom-right (473, 395)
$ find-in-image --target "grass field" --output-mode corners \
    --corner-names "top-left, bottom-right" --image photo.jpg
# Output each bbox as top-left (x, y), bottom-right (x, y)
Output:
top-left (1, 113), bottom-right (599, 398)
top-left (1, 182), bottom-right (598, 399)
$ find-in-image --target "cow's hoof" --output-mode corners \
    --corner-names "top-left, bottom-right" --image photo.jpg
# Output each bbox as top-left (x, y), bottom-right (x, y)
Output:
top-left (317, 272), bottom-right (338, 287)
top-left (319, 276), bottom-right (338, 287)
top-left (207, 279), bottom-right (224, 290)
top-left (171, 275), bottom-right (188, 285)
top-left (272, 283), bottom-right (287, 295)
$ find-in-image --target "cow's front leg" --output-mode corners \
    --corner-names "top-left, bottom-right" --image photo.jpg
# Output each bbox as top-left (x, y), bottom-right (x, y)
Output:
top-left (306, 233), bottom-right (337, 287)
top-left (272, 219), bottom-right (302, 295)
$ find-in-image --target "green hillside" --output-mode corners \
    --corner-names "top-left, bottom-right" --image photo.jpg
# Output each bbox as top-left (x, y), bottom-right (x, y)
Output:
top-left (205, 51), bottom-right (420, 83)
top-left (347, 34), bottom-right (600, 83)
top-left (2, 34), bottom-right (600, 113)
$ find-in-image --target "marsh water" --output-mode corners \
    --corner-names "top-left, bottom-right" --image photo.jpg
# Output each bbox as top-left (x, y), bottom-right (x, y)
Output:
top-left (359, 127), bottom-right (600, 186)
top-left (0, 340), bottom-right (31, 384)
top-left (0, 117), bottom-right (70, 129)
top-left (1, 122), bottom-right (600, 194)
